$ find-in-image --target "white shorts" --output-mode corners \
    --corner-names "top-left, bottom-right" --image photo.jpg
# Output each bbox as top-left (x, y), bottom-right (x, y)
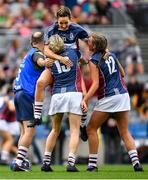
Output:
top-left (8, 122), bottom-right (20, 136)
top-left (0, 120), bottom-right (20, 135)
top-left (94, 93), bottom-right (131, 112)
top-left (0, 120), bottom-right (9, 132)
top-left (49, 92), bottom-right (83, 116)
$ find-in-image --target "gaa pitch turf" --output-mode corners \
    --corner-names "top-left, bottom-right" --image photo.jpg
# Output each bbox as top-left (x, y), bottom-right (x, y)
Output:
top-left (0, 164), bottom-right (147, 179)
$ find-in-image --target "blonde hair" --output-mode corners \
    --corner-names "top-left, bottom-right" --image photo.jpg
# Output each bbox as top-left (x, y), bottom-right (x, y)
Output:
top-left (48, 34), bottom-right (64, 54)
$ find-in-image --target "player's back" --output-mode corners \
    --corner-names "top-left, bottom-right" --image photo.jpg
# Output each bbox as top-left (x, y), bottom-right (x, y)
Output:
top-left (90, 52), bottom-right (127, 99)
top-left (51, 48), bottom-right (82, 94)
top-left (14, 48), bottom-right (45, 97)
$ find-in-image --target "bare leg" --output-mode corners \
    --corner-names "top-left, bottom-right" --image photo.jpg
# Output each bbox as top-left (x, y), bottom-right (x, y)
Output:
top-left (136, 63), bottom-right (144, 75)
top-left (34, 69), bottom-right (52, 119)
top-left (41, 113), bottom-right (63, 170)
top-left (68, 113), bottom-right (81, 155)
top-left (19, 122), bottom-right (35, 148)
top-left (115, 111), bottom-right (136, 151)
top-left (0, 131), bottom-right (13, 152)
top-left (45, 113), bottom-right (63, 152)
top-left (17, 122), bottom-right (25, 147)
top-left (115, 111), bottom-right (143, 171)
top-left (87, 111), bottom-right (109, 154)
top-left (15, 121), bottom-right (35, 167)
top-left (86, 111), bottom-right (109, 170)
top-left (0, 130), bottom-right (13, 162)
top-left (35, 69), bottom-right (52, 102)
top-left (126, 64), bottom-right (134, 75)
top-left (66, 113), bottom-right (81, 171)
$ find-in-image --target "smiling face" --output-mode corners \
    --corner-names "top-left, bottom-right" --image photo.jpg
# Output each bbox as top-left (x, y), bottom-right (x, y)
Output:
top-left (57, 16), bottom-right (70, 31)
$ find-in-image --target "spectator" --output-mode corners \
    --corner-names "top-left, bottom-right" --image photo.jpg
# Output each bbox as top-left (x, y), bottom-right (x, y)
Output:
top-left (127, 75), bottom-right (143, 97)
top-left (71, 5), bottom-right (82, 23)
top-left (0, 86), bottom-right (19, 165)
top-left (124, 37), bottom-right (144, 75)
top-left (95, 0), bottom-right (113, 24)
top-left (64, 0), bottom-right (77, 9)
top-left (132, 82), bottom-right (148, 121)
top-left (81, 0), bottom-right (97, 14)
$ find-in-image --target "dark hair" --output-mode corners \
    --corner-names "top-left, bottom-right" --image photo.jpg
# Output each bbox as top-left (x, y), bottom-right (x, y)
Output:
top-left (91, 33), bottom-right (108, 53)
top-left (56, 6), bottom-right (71, 19)
top-left (31, 31), bottom-right (44, 46)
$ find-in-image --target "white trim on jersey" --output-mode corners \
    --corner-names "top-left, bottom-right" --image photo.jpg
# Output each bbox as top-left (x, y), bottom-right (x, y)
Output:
top-left (64, 42), bottom-right (77, 49)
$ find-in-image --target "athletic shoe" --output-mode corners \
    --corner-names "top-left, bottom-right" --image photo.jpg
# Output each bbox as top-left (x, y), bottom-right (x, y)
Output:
top-left (87, 166), bottom-right (98, 172)
top-left (41, 162), bottom-right (53, 172)
top-left (80, 126), bottom-right (88, 141)
top-left (10, 160), bottom-right (31, 172)
top-left (134, 163), bottom-right (144, 172)
top-left (66, 164), bottom-right (79, 172)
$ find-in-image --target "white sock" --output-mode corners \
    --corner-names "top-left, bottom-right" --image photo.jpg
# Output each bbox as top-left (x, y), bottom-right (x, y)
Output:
top-left (43, 152), bottom-right (52, 165)
top-left (88, 154), bottom-right (98, 167)
top-left (34, 101), bottom-right (43, 119)
top-left (1, 150), bottom-right (9, 161)
top-left (16, 146), bottom-right (28, 166)
top-left (128, 149), bottom-right (140, 166)
top-left (68, 153), bottom-right (76, 166)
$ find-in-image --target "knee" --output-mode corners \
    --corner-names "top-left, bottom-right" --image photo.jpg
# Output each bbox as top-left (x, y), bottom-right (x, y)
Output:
top-left (36, 79), bottom-right (46, 90)
top-left (26, 128), bottom-right (35, 138)
top-left (70, 129), bottom-right (79, 138)
top-left (52, 128), bottom-right (60, 137)
top-left (87, 125), bottom-right (96, 136)
top-left (4, 132), bottom-right (13, 142)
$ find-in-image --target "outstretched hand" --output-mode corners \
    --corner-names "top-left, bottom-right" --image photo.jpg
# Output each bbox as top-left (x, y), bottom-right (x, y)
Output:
top-left (60, 56), bottom-right (73, 68)
top-left (44, 58), bottom-right (54, 68)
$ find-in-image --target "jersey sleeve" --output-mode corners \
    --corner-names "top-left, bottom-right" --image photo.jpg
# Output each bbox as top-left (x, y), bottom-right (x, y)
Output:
top-left (90, 58), bottom-right (98, 66)
top-left (110, 52), bottom-right (119, 64)
top-left (77, 25), bottom-right (89, 40)
top-left (32, 51), bottom-right (45, 67)
top-left (44, 23), bottom-right (56, 44)
top-left (90, 53), bottom-right (100, 66)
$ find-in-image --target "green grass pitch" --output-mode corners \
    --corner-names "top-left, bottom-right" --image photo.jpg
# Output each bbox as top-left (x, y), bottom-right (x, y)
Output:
top-left (0, 164), bottom-right (147, 179)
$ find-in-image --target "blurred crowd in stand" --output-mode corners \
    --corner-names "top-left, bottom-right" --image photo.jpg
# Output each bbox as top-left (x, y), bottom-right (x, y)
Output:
top-left (0, 0), bottom-right (148, 165)
top-left (0, 0), bottom-right (147, 30)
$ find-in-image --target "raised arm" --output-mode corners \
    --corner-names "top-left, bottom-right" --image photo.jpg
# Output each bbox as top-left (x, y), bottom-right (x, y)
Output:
top-left (44, 45), bottom-right (73, 68)
top-left (81, 62), bottom-right (99, 112)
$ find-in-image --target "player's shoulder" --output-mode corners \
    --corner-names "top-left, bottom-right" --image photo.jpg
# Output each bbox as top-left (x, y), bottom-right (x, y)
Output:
top-left (46, 22), bottom-right (58, 33)
top-left (62, 48), bottom-right (75, 55)
top-left (109, 51), bottom-right (116, 57)
top-left (69, 22), bottom-right (85, 30)
top-left (89, 53), bottom-right (100, 65)
top-left (108, 51), bottom-right (118, 60)
top-left (91, 53), bottom-right (100, 61)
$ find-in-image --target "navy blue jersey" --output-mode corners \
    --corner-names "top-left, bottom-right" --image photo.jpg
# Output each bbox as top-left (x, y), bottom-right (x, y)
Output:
top-left (51, 48), bottom-right (82, 94)
top-left (90, 52), bottom-right (127, 100)
top-left (13, 48), bottom-right (45, 98)
top-left (45, 22), bottom-right (89, 49)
